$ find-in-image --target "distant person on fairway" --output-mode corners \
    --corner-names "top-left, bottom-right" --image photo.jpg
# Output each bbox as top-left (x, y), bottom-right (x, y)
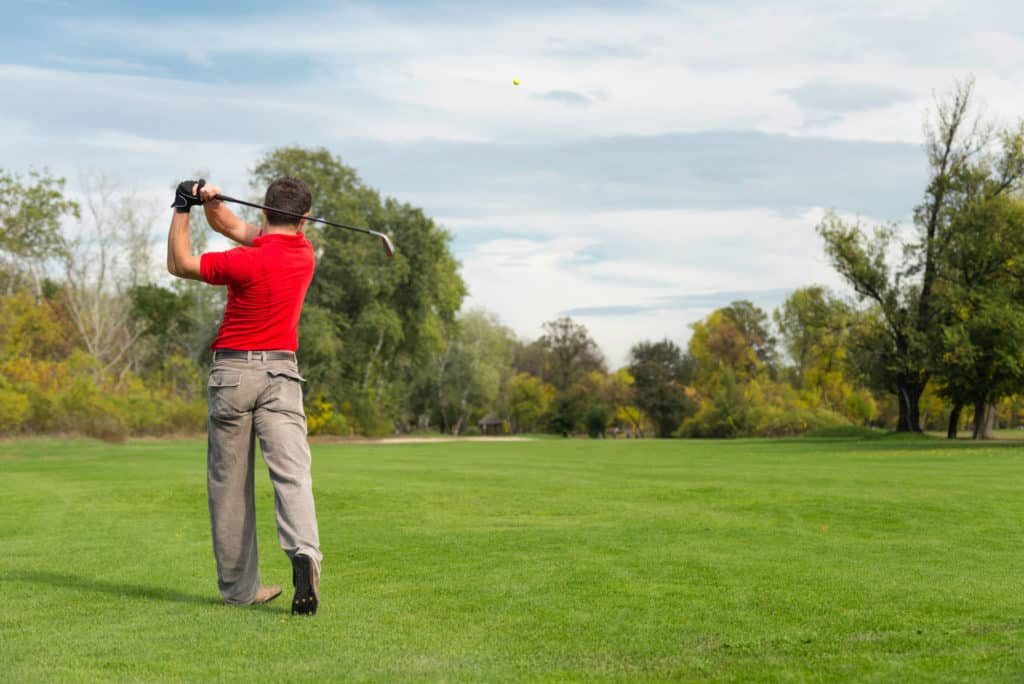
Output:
top-left (166, 178), bottom-right (321, 615)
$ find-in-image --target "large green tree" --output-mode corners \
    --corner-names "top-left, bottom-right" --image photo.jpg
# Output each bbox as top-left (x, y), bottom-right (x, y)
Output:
top-left (433, 309), bottom-right (515, 434)
top-left (250, 147), bottom-right (466, 432)
top-left (539, 317), bottom-right (606, 391)
top-left (933, 194), bottom-right (1024, 438)
top-left (535, 317), bottom-right (606, 435)
top-left (720, 301), bottom-right (778, 376)
top-left (774, 287), bottom-right (856, 412)
top-left (774, 288), bottom-right (850, 386)
top-left (507, 372), bottom-right (554, 433)
top-left (628, 339), bottom-right (696, 437)
top-left (689, 301), bottom-right (776, 384)
top-left (511, 338), bottom-right (550, 379)
top-left (818, 79), bottom-right (1024, 431)
top-left (128, 285), bottom-right (194, 363)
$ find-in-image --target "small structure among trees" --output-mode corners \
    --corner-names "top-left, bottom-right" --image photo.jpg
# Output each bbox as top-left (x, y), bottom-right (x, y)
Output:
top-left (478, 415), bottom-right (506, 435)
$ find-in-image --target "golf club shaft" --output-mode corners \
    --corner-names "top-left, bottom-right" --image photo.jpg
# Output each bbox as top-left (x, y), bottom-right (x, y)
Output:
top-left (213, 194), bottom-right (395, 257)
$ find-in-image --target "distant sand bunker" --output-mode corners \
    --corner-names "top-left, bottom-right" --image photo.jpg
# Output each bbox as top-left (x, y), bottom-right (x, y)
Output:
top-left (313, 436), bottom-right (532, 445)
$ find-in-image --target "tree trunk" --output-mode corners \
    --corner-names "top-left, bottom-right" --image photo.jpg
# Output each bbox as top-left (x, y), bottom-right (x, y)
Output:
top-left (972, 401), bottom-right (995, 440)
top-left (361, 328), bottom-right (386, 391)
top-left (947, 402), bottom-right (962, 439)
top-left (895, 378), bottom-right (925, 432)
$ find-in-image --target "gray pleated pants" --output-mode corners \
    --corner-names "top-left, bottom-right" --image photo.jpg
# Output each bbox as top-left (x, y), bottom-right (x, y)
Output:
top-left (206, 354), bottom-right (322, 604)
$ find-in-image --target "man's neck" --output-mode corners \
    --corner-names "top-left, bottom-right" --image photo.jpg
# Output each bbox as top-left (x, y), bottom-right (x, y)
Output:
top-left (262, 224), bottom-right (301, 236)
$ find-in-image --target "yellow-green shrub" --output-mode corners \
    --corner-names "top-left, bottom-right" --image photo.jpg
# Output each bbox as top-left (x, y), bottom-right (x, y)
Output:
top-left (0, 387), bottom-right (31, 434)
top-left (114, 395), bottom-right (206, 436)
top-left (58, 377), bottom-right (127, 442)
top-left (306, 395), bottom-right (350, 436)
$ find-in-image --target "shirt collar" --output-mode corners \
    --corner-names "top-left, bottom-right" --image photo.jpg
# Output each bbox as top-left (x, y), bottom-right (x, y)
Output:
top-left (254, 231), bottom-right (305, 246)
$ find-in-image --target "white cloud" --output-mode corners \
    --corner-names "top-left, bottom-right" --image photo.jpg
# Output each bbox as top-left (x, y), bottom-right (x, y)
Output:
top-left (48, 2), bottom-right (1024, 145)
top-left (457, 207), bottom-right (848, 365)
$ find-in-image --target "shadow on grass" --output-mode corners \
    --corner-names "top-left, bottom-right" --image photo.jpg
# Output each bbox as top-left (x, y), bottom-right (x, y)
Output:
top-left (8, 570), bottom-right (223, 606)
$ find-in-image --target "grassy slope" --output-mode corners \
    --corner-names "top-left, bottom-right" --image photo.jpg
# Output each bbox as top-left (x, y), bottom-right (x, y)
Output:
top-left (0, 436), bottom-right (1022, 682)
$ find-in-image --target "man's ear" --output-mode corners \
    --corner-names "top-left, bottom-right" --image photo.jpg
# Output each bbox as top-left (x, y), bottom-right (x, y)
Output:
top-left (297, 212), bottom-right (311, 231)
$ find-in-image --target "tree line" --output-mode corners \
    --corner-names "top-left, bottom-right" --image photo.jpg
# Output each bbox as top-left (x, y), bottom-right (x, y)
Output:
top-left (2, 79), bottom-right (1024, 440)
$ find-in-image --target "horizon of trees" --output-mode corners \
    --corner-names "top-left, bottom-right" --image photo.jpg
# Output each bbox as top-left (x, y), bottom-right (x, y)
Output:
top-left (4, 79), bottom-right (1024, 441)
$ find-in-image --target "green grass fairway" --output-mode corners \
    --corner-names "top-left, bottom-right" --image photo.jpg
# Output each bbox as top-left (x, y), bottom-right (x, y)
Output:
top-left (2, 437), bottom-right (1023, 682)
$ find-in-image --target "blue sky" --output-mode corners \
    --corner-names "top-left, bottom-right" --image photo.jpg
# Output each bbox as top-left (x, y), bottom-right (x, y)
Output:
top-left (5, 0), bottom-right (1024, 365)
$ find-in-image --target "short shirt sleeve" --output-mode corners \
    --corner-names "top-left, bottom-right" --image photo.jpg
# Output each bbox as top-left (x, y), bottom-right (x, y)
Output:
top-left (200, 247), bottom-right (255, 286)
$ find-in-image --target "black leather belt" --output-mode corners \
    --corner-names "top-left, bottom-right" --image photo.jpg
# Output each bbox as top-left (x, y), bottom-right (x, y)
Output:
top-left (213, 350), bottom-right (296, 362)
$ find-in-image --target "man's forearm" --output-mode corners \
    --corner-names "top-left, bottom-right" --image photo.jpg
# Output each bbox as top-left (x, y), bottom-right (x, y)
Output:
top-left (167, 212), bottom-right (202, 280)
top-left (204, 200), bottom-right (258, 246)
top-left (167, 212), bottom-right (184, 273)
top-left (204, 201), bottom-right (236, 236)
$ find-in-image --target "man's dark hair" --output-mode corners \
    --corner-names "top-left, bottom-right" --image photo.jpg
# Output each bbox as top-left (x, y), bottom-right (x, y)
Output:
top-left (264, 176), bottom-right (312, 226)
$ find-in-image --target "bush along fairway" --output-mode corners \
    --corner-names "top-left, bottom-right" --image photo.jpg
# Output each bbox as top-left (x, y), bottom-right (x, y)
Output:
top-left (1, 436), bottom-right (1022, 682)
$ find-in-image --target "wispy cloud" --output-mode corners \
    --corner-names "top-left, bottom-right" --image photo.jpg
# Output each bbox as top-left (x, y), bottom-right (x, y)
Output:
top-left (43, 55), bottom-right (150, 73)
top-left (532, 90), bottom-right (594, 107)
top-left (563, 289), bottom-right (794, 317)
top-left (341, 131), bottom-right (925, 220)
top-left (783, 80), bottom-right (913, 114)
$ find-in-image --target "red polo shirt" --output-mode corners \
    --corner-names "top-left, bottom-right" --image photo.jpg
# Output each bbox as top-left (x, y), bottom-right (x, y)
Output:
top-left (200, 232), bottom-right (315, 352)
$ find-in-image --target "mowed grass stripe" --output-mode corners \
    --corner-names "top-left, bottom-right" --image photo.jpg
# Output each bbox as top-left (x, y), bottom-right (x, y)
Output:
top-left (0, 437), bottom-right (1022, 682)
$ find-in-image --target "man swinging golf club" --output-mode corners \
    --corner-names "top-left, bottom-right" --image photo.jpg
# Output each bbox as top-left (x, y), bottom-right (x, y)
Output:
top-left (166, 177), bottom-right (321, 615)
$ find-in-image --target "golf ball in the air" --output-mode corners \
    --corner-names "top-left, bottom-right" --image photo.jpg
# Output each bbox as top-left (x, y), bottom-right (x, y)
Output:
top-left (513, 78), bottom-right (520, 86)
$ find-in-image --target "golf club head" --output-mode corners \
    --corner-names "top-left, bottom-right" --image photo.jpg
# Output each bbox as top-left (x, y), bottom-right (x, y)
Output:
top-left (379, 233), bottom-right (396, 258)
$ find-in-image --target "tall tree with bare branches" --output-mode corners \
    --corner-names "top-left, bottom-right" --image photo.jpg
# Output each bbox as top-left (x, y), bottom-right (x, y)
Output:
top-left (62, 175), bottom-right (159, 378)
top-left (818, 78), bottom-right (1024, 431)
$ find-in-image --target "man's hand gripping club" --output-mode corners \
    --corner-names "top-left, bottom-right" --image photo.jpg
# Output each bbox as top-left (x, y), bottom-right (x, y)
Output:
top-left (171, 179), bottom-right (206, 213)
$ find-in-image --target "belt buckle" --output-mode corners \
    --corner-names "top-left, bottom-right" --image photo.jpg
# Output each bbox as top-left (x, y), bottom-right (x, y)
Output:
top-left (247, 351), bottom-right (266, 362)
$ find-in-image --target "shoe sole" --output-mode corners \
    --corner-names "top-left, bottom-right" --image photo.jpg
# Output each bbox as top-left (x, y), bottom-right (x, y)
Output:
top-left (291, 554), bottom-right (319, 616)
top-left (253, 587), bottom-right (282, 605)
top-left (223, 586), bottom-right (282, 607)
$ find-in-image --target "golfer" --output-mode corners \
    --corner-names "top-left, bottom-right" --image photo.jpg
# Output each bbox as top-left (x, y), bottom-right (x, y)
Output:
top-left (166, 178), bottom-right (322, 615)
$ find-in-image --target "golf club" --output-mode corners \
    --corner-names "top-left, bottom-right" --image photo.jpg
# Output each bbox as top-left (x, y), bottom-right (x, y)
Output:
top-left (213, 194), bottom-right (395, 258)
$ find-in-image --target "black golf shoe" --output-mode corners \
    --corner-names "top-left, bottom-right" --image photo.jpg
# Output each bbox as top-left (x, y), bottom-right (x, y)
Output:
top-left (291, 553), bottom-right (320, 616)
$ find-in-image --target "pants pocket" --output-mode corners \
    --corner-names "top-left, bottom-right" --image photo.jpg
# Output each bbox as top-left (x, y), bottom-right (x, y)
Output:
top-left (267, 370), bottom-right (305, 383)
top-left (208, 371), bottom-right (243, 418)
top-left (265, 370), bottom-right (305, 416)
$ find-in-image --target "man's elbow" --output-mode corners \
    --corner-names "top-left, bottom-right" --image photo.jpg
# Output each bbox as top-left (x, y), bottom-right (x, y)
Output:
top-left (167, 260), bottom-right (190, 279)
top-left (170, 255), bottom-right (204, 281)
